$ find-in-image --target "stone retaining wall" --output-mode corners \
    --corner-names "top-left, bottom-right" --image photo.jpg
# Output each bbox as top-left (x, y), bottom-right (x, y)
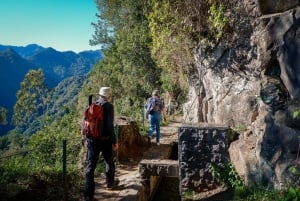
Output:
top-left (178, 125), bottom-right (229, 199)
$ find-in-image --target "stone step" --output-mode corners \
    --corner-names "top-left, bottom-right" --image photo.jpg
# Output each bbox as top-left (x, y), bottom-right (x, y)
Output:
top-left (139, 159), bottom-right (179, 178)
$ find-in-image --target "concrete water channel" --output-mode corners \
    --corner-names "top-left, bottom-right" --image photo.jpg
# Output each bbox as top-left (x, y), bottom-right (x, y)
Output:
top-left (91, 119), bottom-right (230, 201)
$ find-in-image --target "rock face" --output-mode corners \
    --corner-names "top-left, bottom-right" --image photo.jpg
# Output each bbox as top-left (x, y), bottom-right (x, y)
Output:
top-left (183, 0), bottom-right (300, 188)
top-left (258, 0), bottom-right (300, 14)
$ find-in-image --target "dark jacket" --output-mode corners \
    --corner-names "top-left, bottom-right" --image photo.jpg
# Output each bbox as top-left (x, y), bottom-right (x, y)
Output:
top-left (97, 98), bottom-right (116, 144)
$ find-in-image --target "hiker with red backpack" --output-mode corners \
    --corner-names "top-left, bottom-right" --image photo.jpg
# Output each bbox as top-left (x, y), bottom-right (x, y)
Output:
top-left (82, 87), bottom-right (118, 201)
top-left (145, 89), bottom-right (166, 146)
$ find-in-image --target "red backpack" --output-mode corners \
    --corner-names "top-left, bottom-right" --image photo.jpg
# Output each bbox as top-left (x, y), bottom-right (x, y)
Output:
top-left (82, 96), bottom-right (104, 138)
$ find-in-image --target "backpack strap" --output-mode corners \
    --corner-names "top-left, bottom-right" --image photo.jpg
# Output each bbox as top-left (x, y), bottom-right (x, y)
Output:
top-left (88, 95), bottom-right (93, 106)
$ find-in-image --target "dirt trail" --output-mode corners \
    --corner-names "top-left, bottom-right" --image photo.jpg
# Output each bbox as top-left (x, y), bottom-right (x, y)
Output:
top-left (90, 118), bottom-right (182, 201)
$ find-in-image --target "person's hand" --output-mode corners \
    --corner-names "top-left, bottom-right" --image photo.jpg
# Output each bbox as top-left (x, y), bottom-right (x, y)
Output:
top-left (112, 143), bottom-right (118, 151)
top-left (163, 116), bottom-right (167, 122)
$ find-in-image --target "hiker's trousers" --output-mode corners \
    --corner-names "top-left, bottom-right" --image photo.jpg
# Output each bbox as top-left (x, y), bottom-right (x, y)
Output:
top-left (148, 112), bottom-right (161, 143)
top-left (84, 138), bottom-right (115, 198)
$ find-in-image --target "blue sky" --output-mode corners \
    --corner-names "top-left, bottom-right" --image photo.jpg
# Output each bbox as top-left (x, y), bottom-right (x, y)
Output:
top-left (0, 0), bottom-right (99, 53)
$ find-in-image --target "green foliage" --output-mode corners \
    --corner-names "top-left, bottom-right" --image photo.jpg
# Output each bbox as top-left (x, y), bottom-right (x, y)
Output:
top-left (146, 0), bottom-right (189, 96)
top-left (13, 69), bottom-right (49, 131)
top-left (29, 109), bottom-right (81, 167)
top-left (181, 188), bottom-right (194, 200)
top-left (210, 162), bottom-right (243, 188)
top-left (7, 132), bottom-right (29, 150)
top-left (289, 165), bottom-right (300, 176)
top-left (89, 0), bottom-right (119, 49)
top-left (0, 135), bottom-right (9, 152)
top-left (0, 106), bottom-right (8, 125)
top-left (1, 108), bottom-right (82, 181)
top-left (233, 123), bottom-right (246, 133)
top-left (0, 156), bottom-right (28, 184)
top-left (292, 109), bottom-right (300, 161)
top-left (234, 185), bottom-right (300, 201)
top-left (0, 132), bottom-right (29, 157)
top-left (285, 187), bottom-right (300, 200)
top-left (293, 110), bottom-right (300, 119)
top-left (10, 75), bottom-right (84, 136)
top-left (208, 2), bottom-right (231, 39)
top-left (0, 108), bottom-right (83, 200)
top-left (46, 76), bottom-right (86, 117)
top-left (114, 97), bottom-right (143, 119)
top-left (81, 0), bottom-right (164, 120)
top-left (0, 154), bottom-right (83, 200)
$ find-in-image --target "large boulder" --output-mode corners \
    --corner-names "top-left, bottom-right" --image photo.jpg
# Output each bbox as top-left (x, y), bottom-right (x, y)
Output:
top-left (114, 116), bottom-right (145, 162)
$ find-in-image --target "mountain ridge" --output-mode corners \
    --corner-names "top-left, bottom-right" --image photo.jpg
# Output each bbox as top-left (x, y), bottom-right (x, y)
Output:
top-left (0, 44), bottom-right (102, 135)
top-left (0, 44), bottom-right (99, 58)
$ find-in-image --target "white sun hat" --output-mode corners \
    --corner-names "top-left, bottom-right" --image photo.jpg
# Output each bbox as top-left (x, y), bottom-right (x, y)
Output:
top-left (99, 87), bottom-right (112, 97)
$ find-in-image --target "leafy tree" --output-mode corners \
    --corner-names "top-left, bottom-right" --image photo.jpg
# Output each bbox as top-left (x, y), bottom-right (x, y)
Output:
top-left (0, 107), bottom-right (8, 125)
top-left (86, 0), bottom-right (236, 121)
top-left (13, 69), bottom-right (49, 132)
top-left (90, 0), bottom-right (117, 50)
top-left (90, 0), bottom-right (191, 108)
top-left (0, 131), bottom-right (29, 158)
top-left (0, 135), bottom-right (9, 152)
top-left (83, 0), bottom-right (161, 121)
top-left (29, 107), bottom-right (81, 167)
top-left (7, 132), bottom-right (29, 150)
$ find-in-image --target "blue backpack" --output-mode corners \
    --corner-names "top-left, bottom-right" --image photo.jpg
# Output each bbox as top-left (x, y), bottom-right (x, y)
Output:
top-left (146, 97), bottom-right (163, 115)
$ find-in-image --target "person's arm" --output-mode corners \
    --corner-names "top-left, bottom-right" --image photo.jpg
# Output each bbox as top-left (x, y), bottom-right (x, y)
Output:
top-left (108, 104), bottom-right (118, 151)
top-left (108, 104), bottom-right (117, 144)
top-left (103, 103), bottom-right (117, 144)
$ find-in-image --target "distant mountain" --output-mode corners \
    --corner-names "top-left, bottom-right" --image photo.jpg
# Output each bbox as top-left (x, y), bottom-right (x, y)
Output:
top-left (23, 75), bottom-right (87, 135)
top-left (0, 48), bottom-right (36, 106)
top-left (27, 47), bottom-right (101, 87)
top-left (0, 44), bottom-right (102, 87)
top-left (0, 44), bottom-right (44, 58)
top-left (0, 44), bottom-right (102, 135)
top-left (47, 75), bottom-right (87, 117)
top-left (0, 48), bottom-right (37, 133)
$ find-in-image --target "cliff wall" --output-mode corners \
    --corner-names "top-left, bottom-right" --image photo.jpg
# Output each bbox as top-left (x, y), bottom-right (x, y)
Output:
top-left (183, 0), bottom-right (300, 188)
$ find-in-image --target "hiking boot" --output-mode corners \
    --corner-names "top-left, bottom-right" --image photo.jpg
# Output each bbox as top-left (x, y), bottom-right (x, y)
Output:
top-left (106, 178), bottom-right (120, 190)
top-left (156, 142), bottom-right (160, 146)
top-left (147, 137), bottom-right (151, 147)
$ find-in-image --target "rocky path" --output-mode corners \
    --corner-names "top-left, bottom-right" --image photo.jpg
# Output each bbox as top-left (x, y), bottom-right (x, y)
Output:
top-left (90, 118), bottom-right (182, 201)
